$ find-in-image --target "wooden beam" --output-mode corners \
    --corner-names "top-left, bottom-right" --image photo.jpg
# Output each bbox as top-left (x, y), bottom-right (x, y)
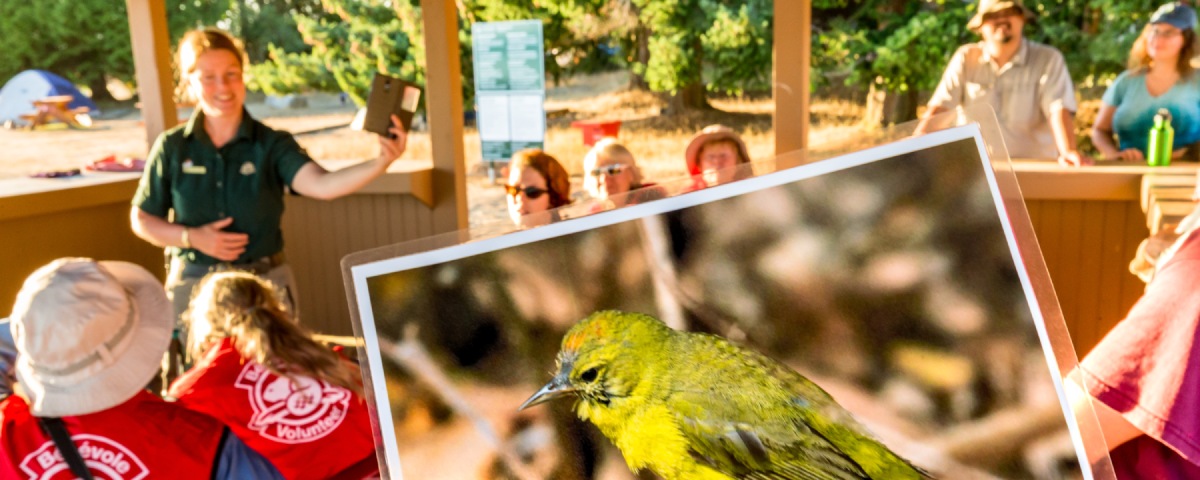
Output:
top-left (420, 0), bottom-right (469, 233)
top-left (125, 0), bottom-right (177, 147)
top-left (774, 0), bottom-right (810, 167)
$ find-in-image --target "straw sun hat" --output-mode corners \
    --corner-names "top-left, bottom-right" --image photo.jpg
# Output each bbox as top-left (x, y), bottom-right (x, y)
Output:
top-left (9, 258), bottom-right (171, 417)
top-left (684, 124), bottom-right (751, 176)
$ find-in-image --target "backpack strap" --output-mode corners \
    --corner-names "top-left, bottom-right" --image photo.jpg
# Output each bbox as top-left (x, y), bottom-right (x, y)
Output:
top-left (35, 417), bottom-right (93, 480)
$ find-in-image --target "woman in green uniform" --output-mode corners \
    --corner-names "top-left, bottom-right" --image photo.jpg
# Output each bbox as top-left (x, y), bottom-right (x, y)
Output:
top-left (130, 28), bottom-right (408, 320)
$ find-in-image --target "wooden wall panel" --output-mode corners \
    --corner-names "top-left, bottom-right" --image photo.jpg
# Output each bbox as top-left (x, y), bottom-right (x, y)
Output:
top-left (0, 202), bottom-right (164, 317)
top-left (1024, 199), bottom-right (1147, 356)
top-left (282, 194), bottom-right (436, 336)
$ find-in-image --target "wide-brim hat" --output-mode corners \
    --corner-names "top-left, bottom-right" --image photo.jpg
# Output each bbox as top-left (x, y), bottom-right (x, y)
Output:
top-left (968, 0), bottom-right (1036, 31)
top-left (10, 258), bottom-right (171, 417)
top-left (684, 124), bottom-right (751, 176)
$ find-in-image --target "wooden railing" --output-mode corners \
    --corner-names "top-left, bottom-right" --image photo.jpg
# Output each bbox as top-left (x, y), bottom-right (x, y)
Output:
top-left (0, 173), bottom-right (165, 316)
top-left (0, 161), bottom-right (437, 338)
top-left (1013, 161), bottom-right (1198, 355)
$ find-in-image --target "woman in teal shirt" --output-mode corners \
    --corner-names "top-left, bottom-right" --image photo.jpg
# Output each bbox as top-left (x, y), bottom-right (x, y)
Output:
top-left (1093, 3), bottom-right (1200, 162)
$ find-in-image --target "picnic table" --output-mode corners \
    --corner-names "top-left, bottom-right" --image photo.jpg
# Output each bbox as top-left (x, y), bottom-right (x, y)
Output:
top-left (20, 95), bottom-right (90, 129)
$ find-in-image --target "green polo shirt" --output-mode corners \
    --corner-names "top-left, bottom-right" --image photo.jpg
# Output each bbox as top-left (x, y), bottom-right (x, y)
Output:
top-left (133, 109), bottom-right (312, 265)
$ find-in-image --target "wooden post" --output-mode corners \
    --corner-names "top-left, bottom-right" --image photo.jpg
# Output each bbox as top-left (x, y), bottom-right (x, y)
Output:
top-left (420, 0), bottom-right (469, 233)
top-left (774, 1), bottom-right (810, 167)
top-left (125, 0), bottom-right (177, 147)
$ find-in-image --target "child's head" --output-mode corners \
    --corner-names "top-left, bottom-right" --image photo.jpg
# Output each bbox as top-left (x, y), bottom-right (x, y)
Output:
top-left (186, 271), bottom-right (288, 359)
top-left (186, 271), bottom-right (360, 392)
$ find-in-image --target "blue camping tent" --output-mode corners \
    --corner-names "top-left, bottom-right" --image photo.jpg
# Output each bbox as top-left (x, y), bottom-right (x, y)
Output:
top-left (0, 70), bottom-right (99, 123)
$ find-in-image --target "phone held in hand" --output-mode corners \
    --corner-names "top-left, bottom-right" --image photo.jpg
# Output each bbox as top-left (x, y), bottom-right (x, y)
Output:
top-left (363, 73), bottom-right (421, 139)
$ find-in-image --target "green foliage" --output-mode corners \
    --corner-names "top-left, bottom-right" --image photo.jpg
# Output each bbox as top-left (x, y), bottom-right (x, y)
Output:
top-left (869, 11), bottom-right (968, 92)
top-left (622, 0), bottom-right (776, 103)
top-left (812, 0), bottom-right (1166, 94)
top-left (251, 0), bottom-right (415, 107)
top-left (226, 0), bottom-right (330, 64)
top-left (1028, 0), bottom-right (1161, 87)
top-left (701, 0), bottom-right (773, 95)
top-left (4, 0), bottom-right (1166, 115)
top-left (812, 1), bottom-right (969, 93)
top-left (253, 0), bottom-right (624, 107)
top-left (0, 0), bottom-right (228, 96)
top-left (248, 44), bottom-right (340, 96)
top-left (250, 0), bottom-right (779, 109)
top-left (632, 0), bottom-right (705, 95)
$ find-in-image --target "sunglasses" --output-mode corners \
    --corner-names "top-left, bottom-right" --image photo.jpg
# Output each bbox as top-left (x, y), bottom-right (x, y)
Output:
top-left (590, 164), bottom-right (628, 177)
top-left (505, 184), bottom-right (549, 199)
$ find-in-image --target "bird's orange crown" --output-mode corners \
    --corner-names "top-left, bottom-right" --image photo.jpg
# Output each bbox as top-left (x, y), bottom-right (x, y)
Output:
top-left (563, 317), bottom-right (609, 352)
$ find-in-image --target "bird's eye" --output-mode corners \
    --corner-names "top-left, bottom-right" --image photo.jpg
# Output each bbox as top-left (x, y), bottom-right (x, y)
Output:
top-left (580, 367), bottom-right (599, 383)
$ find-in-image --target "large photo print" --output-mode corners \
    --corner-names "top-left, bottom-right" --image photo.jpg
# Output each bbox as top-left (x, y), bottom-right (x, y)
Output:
top-left (349, 128), bottom-right (1087, 479)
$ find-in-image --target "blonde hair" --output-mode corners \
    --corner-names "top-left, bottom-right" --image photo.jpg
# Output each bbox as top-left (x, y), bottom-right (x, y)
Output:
top-left (1129, 23), bottom-right (1197, 77)
top-left (186, 271), bottom-right (362, 394)
top-left (583, 138), bottom-right (645, 198)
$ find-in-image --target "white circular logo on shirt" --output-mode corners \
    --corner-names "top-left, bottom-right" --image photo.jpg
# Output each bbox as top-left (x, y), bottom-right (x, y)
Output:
top-left (19, 434), bottom-right (149, 480)
top-left (235, 362), bottom-right (351, 444)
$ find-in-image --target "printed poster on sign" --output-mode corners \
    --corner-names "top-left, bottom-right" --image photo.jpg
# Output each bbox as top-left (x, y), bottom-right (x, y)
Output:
top-left (472, 19), bottom-right (546, 164)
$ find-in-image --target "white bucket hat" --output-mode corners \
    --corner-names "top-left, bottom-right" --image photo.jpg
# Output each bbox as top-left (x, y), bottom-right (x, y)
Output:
top-left (9, 258), bottom-right (171, 417)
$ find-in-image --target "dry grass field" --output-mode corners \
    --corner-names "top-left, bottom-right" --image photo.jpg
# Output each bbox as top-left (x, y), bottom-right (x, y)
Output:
top-left (1, 71), bottom-right (869, 227)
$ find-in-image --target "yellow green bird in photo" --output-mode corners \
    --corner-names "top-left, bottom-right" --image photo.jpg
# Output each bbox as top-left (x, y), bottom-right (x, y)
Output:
top-left (520, 310), bottom-right (933, 480)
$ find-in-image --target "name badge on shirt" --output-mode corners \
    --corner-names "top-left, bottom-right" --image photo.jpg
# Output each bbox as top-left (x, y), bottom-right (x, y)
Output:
top-left (182, 159), bottom-right (206, 175)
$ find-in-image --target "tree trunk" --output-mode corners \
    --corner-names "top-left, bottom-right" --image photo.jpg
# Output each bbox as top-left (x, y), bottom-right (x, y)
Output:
top-left (88, 77), bottom-right (115, 103)
top-left (630, 24), bottom-right (650, 90)
top-left (670, 81), bottom-right (709, 111)
top-left (863, 82), bottom-right (918, 127)
top-left (668, 36), bottom-right (709, 111)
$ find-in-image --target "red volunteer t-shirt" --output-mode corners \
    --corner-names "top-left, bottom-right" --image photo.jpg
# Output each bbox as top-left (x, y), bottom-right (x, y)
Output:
top-left (0, 391), bottom-right (222, 479)
top-left (169, 338), bottom-right (377, 480)
top-left (1081, 228), bottom-right (1200, 479)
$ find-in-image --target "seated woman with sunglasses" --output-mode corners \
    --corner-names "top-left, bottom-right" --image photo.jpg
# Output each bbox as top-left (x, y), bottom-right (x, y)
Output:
top-left (505, 149), bottom-right (572, 228)
top-left (583, 138), bottom-right (665, 213)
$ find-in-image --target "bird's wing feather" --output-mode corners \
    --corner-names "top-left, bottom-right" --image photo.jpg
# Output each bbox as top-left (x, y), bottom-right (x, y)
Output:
top-left (667, 333), bottom-right (931, 480)
top-left (670, 391), bottom-right (870, 480)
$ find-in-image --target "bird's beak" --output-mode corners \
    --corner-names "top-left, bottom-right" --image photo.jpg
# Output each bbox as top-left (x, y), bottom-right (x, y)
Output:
top-left (519, 373), bottom-right (576, 410)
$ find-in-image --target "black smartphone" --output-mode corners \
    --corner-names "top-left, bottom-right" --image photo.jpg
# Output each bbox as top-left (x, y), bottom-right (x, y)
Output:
top-left (363, 73), bottom-right (421, 138)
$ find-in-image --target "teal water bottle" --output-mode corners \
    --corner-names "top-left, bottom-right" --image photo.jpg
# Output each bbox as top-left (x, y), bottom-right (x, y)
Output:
top-left (1148, 108), bottom-right (1174, 167)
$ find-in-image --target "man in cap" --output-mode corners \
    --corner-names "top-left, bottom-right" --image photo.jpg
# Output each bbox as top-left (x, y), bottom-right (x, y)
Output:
top-left (915, 0), bottom-right (1093, 167)
top-left (0, 258), bottom-right (281, 478)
